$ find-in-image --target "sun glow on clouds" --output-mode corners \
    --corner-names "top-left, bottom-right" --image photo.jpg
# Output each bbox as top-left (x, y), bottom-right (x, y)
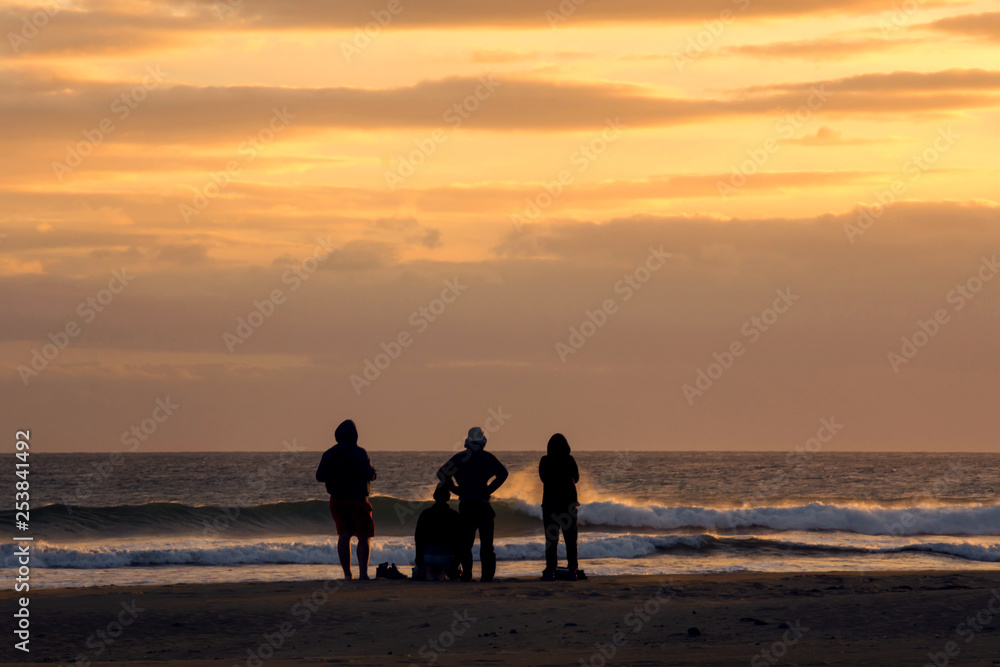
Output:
top-left (1, 0), bottom-right (999, 451)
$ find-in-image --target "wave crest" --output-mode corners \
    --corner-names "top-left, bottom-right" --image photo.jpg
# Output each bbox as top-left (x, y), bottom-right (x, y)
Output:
top-left (4, 498), bottom-right (998, 540)
top-left (571, 500), bottom-right (1000, 536)
top-left (3, 533), bottom-right (998, 569)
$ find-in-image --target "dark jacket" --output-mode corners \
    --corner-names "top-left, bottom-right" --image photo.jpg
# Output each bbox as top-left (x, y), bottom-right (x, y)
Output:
top-left (414, 502), bottom-right (463, 565)
top-left (437, 445), bottom-right (508, 502)
top-left (315, 443), bottom-right (376, 501)
top-left (539, 434), bottom-right (579, 508)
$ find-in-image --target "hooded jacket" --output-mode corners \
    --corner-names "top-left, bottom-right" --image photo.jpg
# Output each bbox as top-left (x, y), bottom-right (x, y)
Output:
top-left (538, 433), bottom-right (579, 508)
top-left (316, 440), bottom-right (376, 501)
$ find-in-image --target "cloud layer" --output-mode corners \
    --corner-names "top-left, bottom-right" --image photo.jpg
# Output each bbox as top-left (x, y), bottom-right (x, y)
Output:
top-left (2, 0), bottom-right (998, 452)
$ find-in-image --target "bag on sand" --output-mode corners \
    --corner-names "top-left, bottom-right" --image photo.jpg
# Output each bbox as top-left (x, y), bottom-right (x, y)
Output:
top-left (376, 562), bottom-right (407, 580)
top-left (555, 567), bottom-right (587, 581)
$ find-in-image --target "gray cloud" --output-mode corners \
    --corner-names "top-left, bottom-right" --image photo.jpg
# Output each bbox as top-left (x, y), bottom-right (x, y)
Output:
top-left (3, 201), bottom-right (999, 451)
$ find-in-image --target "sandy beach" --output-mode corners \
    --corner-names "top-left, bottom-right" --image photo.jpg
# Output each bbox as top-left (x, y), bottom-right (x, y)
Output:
top-left (5, 570), bottom-right (1000, 666)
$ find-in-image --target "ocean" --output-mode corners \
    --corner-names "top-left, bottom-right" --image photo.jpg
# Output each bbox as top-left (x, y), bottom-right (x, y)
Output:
top-left (4, 451), bottom-right (999, 589)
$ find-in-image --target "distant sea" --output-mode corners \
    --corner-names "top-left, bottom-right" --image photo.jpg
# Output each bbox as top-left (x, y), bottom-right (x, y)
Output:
top-left (4, 452), bottom-right (999, 589)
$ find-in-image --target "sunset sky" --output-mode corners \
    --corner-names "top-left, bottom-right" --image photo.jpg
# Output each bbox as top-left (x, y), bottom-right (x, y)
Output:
top-left (2, 0), bottom-right (999, 452)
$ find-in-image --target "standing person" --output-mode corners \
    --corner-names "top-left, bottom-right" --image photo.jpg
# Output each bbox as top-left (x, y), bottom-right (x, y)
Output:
top-left (437, 426), bottom-right (508, 582)
top-left (315, 419), bottom-right (377, 580)
top-left (538, 433), bottom-right (580, 581)
top-left (413, 485), bottom-right (464, 581)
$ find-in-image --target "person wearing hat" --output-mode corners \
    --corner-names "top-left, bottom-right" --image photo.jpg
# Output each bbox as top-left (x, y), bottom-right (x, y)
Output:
top-left (436, 426), bottom-right (508, 582)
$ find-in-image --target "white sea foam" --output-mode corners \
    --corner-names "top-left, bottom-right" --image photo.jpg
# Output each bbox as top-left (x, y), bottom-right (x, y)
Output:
top-left (523, 499), bottom-right (1000, 537)
top-left (4, 531), bottom-right (998, 569)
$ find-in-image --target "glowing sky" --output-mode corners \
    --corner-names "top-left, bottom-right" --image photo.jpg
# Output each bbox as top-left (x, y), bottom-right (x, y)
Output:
top-left (2, 0), bottom-right (999, 451)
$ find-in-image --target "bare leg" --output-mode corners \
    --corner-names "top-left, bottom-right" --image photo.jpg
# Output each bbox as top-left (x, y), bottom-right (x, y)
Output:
top-left (357, 537), bottom-right (372, 580)
top-left (337, 534), bottom-right (353, 579)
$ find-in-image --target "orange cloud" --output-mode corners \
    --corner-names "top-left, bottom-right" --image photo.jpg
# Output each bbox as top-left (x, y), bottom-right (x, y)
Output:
top-left (3, 70), bottom-right (998, 150)
top-left (924, 11), bottom-right (1000, 42)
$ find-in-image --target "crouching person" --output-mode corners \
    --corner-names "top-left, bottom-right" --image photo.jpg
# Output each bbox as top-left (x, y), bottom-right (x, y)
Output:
top-left (413, 485), bottom-right (463, 581)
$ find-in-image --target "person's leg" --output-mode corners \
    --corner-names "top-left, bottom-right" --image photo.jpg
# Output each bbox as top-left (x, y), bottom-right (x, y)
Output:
top-left (354, 499), bottom-right (374, 580)
top-left (331, 498), bottom-right (354, 579)
top-left (357, 536), bottom-right (371, 580)
top-left (458, 501), bottom-right (476, 582)
top-left (565, 505), bottom-right (579, 574)
top-left (479, 503), bottom-right (496, 582)
top-left (542, 508), bottom-right (559, 576)
top-left (337, 534), bottom-right (353, 579)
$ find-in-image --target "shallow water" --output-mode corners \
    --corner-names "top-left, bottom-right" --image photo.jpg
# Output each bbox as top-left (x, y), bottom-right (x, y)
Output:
top-left (5, 452), bottom-right (999, 588)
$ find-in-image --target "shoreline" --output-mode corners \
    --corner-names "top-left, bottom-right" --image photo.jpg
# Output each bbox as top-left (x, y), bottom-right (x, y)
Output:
top-left (4, 569), bottom-right (1000, 665)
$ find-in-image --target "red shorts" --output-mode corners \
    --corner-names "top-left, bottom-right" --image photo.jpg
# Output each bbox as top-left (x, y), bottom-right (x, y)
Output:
top-left (329, 498), bottom-right (375, 537)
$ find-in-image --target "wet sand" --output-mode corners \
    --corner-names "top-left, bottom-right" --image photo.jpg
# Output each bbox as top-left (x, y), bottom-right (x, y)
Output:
top-left (4, 570), bottom-right (1000, 666)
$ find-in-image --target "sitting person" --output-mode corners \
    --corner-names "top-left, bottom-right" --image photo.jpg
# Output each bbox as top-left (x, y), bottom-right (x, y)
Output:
top-left (413, 485), bottom-right (464, 581)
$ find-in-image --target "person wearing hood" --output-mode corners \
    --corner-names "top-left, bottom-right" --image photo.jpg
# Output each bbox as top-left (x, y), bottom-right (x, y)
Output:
top-left (315, 419), bottom-right (377, 580)
top-left (538, 433), bottom-right (580, 581)
top-left (436, 426), bottom-right (508, 582)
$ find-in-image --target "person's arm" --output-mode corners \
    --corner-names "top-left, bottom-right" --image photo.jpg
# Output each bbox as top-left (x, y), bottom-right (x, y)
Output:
top-left (315, 451), bottom-right (330, 483)
top-left (485, 457), bottom-right (509, 496)
top-left (436, 457), bottom-right (461, 495)
top-left (363, 451), bottom-right (376, 481)
top-left (538, 456), bottom-right (547, 484)
top-left (571, 456), bottom-right (580, 484)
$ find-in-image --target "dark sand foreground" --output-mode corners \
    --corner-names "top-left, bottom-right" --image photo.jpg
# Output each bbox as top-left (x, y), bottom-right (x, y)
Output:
top-left (5, 571), bottom-right (1000, 666)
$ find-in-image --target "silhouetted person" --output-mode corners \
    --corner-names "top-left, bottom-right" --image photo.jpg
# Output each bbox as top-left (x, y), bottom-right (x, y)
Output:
top-left (315, 419), bottom-right (376, 580)
top-left (413, 485), bottom-right (464, 581)
top-left (437, 426), bottom-right (508, 582)
top-left (539, 433), bottom-right (579, 581)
